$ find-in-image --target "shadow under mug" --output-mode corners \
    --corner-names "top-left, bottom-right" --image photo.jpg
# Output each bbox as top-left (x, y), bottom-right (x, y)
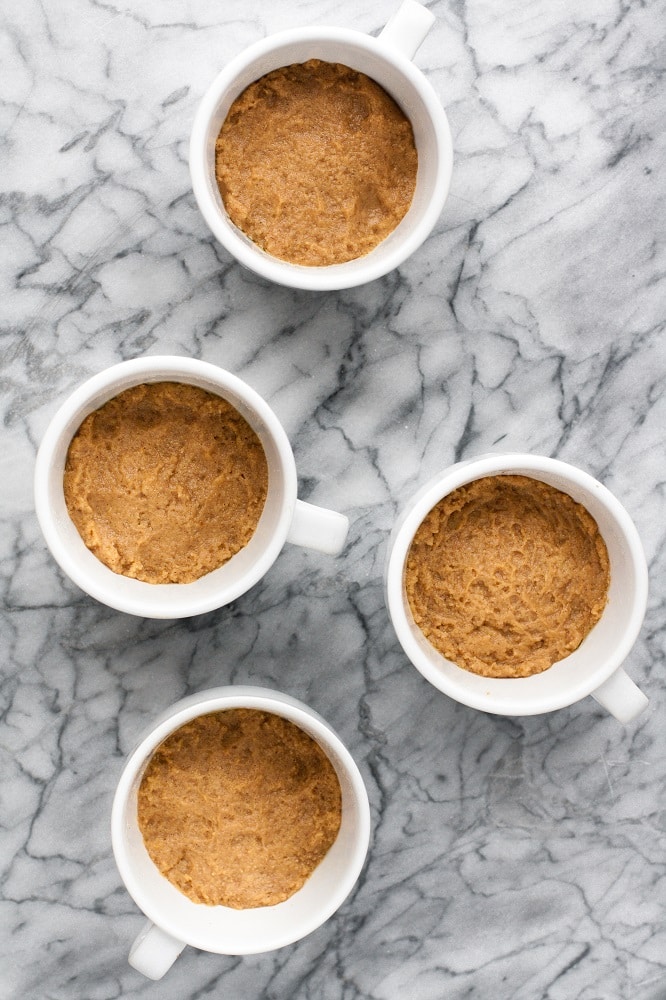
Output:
top-left (385, 453), bottom-right (649, 724)
top-left (111, 686), bottom-right (371, 980)
top-left (34, 356), bottom-right (349, 618)
top-left (189, 0), bottom-right (453, 290)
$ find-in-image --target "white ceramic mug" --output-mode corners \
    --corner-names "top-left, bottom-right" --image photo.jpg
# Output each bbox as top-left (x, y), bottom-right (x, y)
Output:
top-left (385, 454), bottom-right (649, 724)
top-left (111, 686), bottom-right (371, 980)
top-left (189, 0), bottom-right (453, 290)
top-left (34, 356), bottom-right (349, 618)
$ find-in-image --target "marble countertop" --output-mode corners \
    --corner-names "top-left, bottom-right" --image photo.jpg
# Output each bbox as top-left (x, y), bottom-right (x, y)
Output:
top-left (2, 0), bottom-right (665, 997)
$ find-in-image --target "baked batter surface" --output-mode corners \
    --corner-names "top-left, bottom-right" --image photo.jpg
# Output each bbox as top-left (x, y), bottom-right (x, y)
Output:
top-left (137, 708), bottom-right (342, 908)
top-left (63, 381), bottom-right (268, 584)
top-left (215, 59), bottom-right (418, 266)
top-left (405, 475), bottom-right (610, 678)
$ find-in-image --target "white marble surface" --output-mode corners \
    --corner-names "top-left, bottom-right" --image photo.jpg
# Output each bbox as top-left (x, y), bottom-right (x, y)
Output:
top-left (1, 0), bottom-right (665, 996)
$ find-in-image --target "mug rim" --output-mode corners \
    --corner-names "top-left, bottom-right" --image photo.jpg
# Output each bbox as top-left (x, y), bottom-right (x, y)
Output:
top-left (385, 453), bottom-right (649, 716)
top-left (111, 686), bottom-right (371, 954)
top-left (34, 356), bottom-right (298, 618)
top-left (189, 24), bottom-right (453, 291)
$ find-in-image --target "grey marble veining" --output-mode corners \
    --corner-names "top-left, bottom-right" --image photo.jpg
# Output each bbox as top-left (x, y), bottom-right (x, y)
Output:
top-left (1, 0), bottom-right (665, 997)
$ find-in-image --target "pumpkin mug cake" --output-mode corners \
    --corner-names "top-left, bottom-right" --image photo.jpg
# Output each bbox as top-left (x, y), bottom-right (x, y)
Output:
top-left (215, 59), bottom-right (418, 266)
top-left (137, 708), bottom-right (342, 908)
top-left (63, 381), bottom-right (268, 584)
top-left (190, 1), bottom-right (453, 289)
top-left (111, 686), bottom-right (371, 976)
top-left (405, 474), bottom-right (611, 678)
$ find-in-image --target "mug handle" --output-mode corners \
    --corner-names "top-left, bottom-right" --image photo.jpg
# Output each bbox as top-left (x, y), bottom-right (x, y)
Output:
top-left (286, 500), bottom-right (349, 555)
top-left (379, 0), bottom-right (436, 60)
top-left (128, 920), bottom-right (186, 980)
top-left (591, 667), bottom-right (648, 725)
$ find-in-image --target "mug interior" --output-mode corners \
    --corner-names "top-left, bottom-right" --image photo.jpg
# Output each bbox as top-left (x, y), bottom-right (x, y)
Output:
top-left (192, 30), bottom-right (451, 288)
top-left (114, 695), bottom-right (369, 954)
top-left (36, 363), bottom-right (295, 618)
top-left (390, 461), bottom-right (647, 715)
